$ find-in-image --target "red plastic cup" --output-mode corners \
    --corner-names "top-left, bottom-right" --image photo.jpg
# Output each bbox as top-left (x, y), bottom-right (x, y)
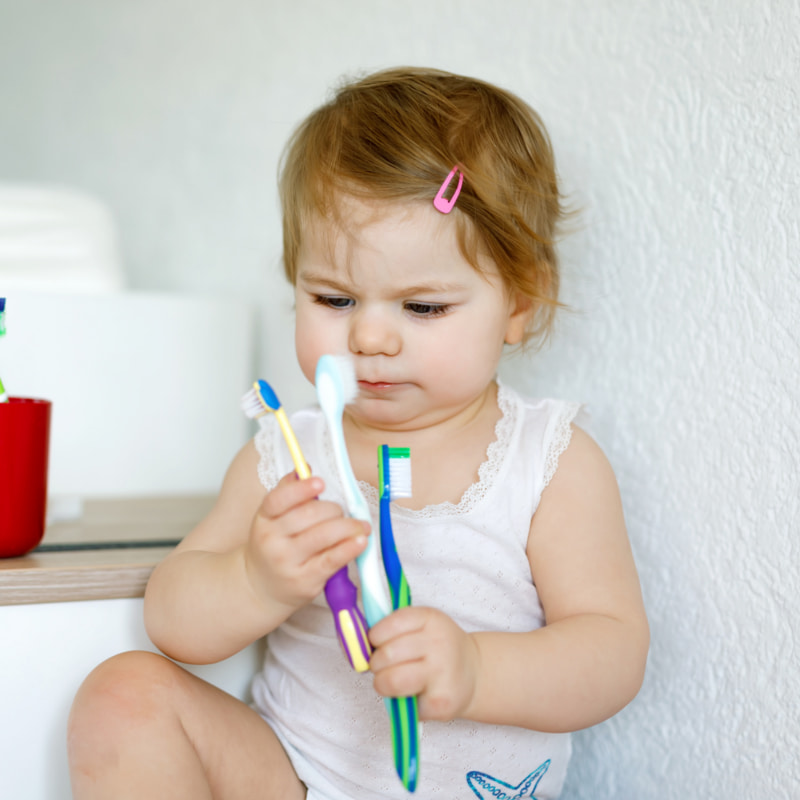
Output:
top-left (0, 397), bottom-right (52, 558)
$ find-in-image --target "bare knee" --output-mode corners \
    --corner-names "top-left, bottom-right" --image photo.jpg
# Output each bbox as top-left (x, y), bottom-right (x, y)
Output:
top-left (69, 650), bottom-right (182, 727)
top-left (67, 651), bottom-right (184, 768)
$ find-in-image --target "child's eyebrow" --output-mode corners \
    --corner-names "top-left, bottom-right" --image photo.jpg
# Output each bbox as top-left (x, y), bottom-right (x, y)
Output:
top-left (396, 282), bottom-right (465, 296)
top-left (296, 270), bottom-right (350, 291)
top-left (298, 270), bottom-right (465, 297)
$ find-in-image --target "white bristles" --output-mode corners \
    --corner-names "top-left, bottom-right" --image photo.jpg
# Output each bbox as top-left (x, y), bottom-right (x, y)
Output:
top-left (388, 451), bottom-right (413, 499)
top-left (327, 354), bottom-right (358, 404)
top-left (240, 386), bottom-right (267, 419)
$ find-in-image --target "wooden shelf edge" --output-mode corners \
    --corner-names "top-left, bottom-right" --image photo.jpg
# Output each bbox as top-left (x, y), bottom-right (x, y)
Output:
top-left (0, 563), bottom-right (159, 606)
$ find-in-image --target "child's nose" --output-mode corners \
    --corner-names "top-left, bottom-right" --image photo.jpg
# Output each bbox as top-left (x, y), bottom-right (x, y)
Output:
top-left (348, 308), bottom-right (401, 356)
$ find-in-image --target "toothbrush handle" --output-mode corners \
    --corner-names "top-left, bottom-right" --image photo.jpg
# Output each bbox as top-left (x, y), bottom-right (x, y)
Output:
top-left (324, 568), bottom-right (372, 672)
top-left (261, 388), bottom-right (371, 672)
top-left (380, 499), bottom-right (411, 609)
top-left (379, 485), bottom-right (420, 791)
top-left (386, 695), bottom-right (419, 792)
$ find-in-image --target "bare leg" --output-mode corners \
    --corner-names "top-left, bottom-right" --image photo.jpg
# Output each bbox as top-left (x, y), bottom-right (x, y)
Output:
top-left (67, 650), bottom-right (305, 800)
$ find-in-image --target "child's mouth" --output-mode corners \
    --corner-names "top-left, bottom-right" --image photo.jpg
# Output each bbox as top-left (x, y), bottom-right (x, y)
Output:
top-left (358, 380), bottom-right (399, 393)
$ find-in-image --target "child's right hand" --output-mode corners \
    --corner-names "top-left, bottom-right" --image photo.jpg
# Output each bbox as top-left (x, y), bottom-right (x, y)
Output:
top-left (243, 471), bottom-right (369, 614)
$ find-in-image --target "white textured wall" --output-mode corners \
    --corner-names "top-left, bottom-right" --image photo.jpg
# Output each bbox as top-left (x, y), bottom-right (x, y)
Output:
top-left (2, 1), bottom-right (798, 797)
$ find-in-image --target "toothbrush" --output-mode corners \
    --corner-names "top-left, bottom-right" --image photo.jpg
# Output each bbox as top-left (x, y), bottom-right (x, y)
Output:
top-left (379, 444), bottom-right (419, 792)
top-left (241, 379), bottom-right (372, 672)
top-left (315, 355), bottom-right (392, 628)
top-left (0, 298), bottom-right (7, 402)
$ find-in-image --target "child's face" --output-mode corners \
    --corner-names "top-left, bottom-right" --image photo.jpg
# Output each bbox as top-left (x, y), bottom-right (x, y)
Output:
top-left (294, 198), bottom-right (531, 431)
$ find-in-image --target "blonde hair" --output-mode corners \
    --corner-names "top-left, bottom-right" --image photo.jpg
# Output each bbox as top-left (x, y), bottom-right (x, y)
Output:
top-left (279, 66), bottom-right (565, 344)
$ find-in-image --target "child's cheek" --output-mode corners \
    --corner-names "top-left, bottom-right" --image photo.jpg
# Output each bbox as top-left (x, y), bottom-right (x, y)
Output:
top-left (295, 341), bottom-right (324, 387)
top-left (295, 308), bottom-right (339, 385)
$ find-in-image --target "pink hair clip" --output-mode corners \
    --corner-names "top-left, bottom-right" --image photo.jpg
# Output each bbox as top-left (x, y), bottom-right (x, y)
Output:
top-left (433, 166), bottom-right (463, 214)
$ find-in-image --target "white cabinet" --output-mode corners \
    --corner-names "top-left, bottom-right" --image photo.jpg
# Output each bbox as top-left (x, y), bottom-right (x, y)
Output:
top-left (0, 598), bottom-right (261, 800)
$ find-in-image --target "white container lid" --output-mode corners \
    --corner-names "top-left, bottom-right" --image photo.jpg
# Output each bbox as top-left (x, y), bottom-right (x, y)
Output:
top-left (0, 183), bottom-right (125, 293)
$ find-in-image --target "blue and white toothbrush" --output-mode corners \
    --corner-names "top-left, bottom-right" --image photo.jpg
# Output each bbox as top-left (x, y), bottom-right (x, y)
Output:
top-left (379, 444), bottom-right (419, 792)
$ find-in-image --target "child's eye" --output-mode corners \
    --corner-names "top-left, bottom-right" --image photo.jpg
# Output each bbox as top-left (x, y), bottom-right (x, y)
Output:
top-left (314, 295), bottom-right (354, 310)
top-left (405, 301), bottom-right (450, 317)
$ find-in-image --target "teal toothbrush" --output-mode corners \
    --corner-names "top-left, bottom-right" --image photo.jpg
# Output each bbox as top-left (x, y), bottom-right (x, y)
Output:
top-left (379, 444), bottom-right (419, 792)
top-left (315, 355), bottom-right (392, 627)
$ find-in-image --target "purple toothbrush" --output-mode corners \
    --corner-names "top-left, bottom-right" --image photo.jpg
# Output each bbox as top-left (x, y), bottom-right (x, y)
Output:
top-left (242, 379), bottom-right (372, 671)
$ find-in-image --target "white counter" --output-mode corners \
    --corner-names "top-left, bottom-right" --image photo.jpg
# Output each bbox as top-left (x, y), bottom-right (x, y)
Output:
top-left (0, 497), bottom-right (262, 800)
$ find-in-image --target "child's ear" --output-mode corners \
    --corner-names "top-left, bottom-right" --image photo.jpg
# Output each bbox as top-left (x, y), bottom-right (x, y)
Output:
top-left (504, 294), bottom-right (534, 345)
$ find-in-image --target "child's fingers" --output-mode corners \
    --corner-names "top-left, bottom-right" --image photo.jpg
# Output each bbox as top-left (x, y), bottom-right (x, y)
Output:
top-left (368, 612), bottom-right (428, 674)
top-left (370, 623), bottom-right (435, 704)
top-left (372, 657), bottom-right (427, 701)
top-left (249, 472), bottom-right (368, 571)
top-left (271, 497), bottom-right (347, 538)
top-left (305, 519), bottom-right (369, 580)
top-left (255, 519), bottom-right (367, 609)
top-left (368, 606), bottom-right (427, 649)
top-left (245, 470), bottom-right (371, 608)
top-left (257, 472), bottom-right (325, 520)
top-left (264, 511), bottom-right (368, 569)
top-left (369, 608), bottom-right (479, 721)
top-left (295, 517), bottom-right (370, 566)
top-left (251, 502), bottom-right (358, 575)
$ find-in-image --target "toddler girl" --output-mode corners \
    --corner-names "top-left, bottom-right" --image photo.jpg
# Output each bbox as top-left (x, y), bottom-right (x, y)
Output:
top-left (68, 66), bottom-right (649, 800)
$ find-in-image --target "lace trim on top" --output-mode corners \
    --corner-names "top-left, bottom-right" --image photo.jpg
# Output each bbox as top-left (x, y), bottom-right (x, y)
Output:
top-left (255, 420), bottom-right (279, 491)
top-left (542, 401), bottom-right (582, 489)
top-left (355, 384), bottom-right (518, 519)
top-left (257, 387), bottom-right (582, 516)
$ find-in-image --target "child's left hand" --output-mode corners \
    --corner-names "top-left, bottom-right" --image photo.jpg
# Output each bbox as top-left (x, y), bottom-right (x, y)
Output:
top-left (367, 606), bottom-right (479, 722)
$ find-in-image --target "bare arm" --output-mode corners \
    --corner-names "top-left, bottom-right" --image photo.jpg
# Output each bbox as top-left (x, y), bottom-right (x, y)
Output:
top-left (369, 426), bottom-right (649, 732)
top-left (144, 440), bottom-right (368, 665)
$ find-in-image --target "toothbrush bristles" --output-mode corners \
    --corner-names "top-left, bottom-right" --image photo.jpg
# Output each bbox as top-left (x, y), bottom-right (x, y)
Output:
top-left (241, 379), bottom-right (284, 420)
top-left (240, 386), bottom-right (268, 419)
top-left (329, 355), bottom-right (359, 404)
top-left (387, 449), bottom-right (413, 499)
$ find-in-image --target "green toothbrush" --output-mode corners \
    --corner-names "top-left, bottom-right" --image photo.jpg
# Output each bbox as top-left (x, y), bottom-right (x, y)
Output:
top-left (379, 445), bottom-right (419, 792)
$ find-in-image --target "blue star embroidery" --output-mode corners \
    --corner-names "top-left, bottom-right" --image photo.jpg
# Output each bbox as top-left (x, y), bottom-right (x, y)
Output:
top-left (466, 759), bottom-right (550, 799)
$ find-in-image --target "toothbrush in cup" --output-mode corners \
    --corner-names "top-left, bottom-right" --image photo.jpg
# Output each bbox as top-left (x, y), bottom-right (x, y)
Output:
top-left (241, 379), bottom-right (372, 672)
top-left (0, 298), bottom-right (7, 402)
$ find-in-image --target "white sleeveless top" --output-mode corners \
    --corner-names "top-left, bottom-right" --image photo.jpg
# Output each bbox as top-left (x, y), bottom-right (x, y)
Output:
top-left (251, 384), bottom-right (581, 800)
